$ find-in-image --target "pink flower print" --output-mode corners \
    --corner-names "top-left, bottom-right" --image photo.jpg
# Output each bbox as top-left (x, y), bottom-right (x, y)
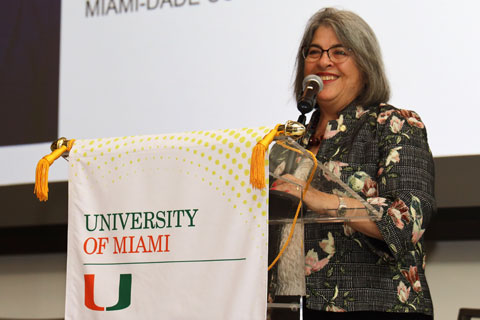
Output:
top-left (367, 197), bottom-right (388, 207)
top-left (326, 305), bottom-right (346, 312)
top-left (362, 178), bottom-right (378, 197)
top-left (324, 115), bottom-right (344, 140)
top-left (355, 106), bottom-right (368, 119)
top-left (410, 195), bottom-right (425, 244)
top-left (406, 117), bottom-right (425, 129)
top-left (387, 199), bottom-right (410, 229)
top-left (319, 232), bottom-right (335, 257)
top-left (412, 221), bottom-right (425, 244)
top-left (390, 115), bottom-right (405, 133)
top-left (398, 109), bottom-right (425, 129)
top-left (304, 249), bottom-right (330, 276)
top-left (377, 109), bottom-right (395, 124)
top-left (377, 167), bottom-right (384, 177)
top-left (386, 147), bottom-right (402, 166)
top-left (323, 161), bottom-right (348, 181)
top-left (401, 266), bottom-right (422, 293)
top-left (397, 281), bottom-right (411, 303)
top-left (323, 122), bottom-right (340, 140)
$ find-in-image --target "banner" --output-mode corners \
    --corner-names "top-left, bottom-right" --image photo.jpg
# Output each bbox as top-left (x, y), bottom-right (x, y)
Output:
top-left (65, 127), bottom-right (270, 319)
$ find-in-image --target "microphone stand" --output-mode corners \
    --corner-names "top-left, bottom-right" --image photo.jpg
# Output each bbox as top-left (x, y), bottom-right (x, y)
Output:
top-left (283, 112), bottom-right (308, 174)
top-left (297, 113), bottom-right (307, 126)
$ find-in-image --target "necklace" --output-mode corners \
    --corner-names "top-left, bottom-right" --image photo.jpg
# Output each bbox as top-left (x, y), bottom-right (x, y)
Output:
top-left (309, 135), bottom-right (323, 147)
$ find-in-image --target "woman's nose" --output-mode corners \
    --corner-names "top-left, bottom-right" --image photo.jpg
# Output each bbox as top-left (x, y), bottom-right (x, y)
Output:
top-left (317, 51), bottom-right (333, 69)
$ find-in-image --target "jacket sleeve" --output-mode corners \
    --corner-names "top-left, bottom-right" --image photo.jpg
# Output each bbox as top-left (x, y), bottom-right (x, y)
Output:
top-left (363, 106), bottom-right (436, 261)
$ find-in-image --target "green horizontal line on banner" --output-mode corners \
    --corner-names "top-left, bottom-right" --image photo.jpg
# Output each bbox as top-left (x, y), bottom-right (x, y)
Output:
top-left (83, 258), bottom-right (246, 266)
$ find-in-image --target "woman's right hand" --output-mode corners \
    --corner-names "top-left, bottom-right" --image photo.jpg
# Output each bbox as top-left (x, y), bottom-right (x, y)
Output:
top-left (270, 174), bottom-right (338, 214)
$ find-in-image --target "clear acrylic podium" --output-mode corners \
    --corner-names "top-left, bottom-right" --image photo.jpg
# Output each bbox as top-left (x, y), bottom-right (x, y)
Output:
top-left (266, 136), bottom-right (381, 320)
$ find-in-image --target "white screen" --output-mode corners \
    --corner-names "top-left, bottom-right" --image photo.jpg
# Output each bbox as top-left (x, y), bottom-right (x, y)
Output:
top-left (2, 0), bottom-right (478, 186)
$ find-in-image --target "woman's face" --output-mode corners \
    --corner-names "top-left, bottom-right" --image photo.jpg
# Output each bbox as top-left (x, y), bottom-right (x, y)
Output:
top-left (304, 25), bottom-right (363, 113)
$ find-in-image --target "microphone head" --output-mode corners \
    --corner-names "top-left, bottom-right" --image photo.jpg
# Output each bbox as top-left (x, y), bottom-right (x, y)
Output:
top-left (297, 75), bottom-right (323, 115)
top-left (302, 74), bottom-right (324, 92)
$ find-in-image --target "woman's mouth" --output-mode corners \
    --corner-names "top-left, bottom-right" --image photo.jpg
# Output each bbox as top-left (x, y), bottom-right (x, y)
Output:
top-left (321, 75), bottom-right (338, 81)
top-left (318, 74), bottom-right (339, 82)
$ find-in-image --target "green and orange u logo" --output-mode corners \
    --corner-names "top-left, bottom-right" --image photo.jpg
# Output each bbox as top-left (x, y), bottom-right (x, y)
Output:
top-left (84, 274), bottom-right (132, 311)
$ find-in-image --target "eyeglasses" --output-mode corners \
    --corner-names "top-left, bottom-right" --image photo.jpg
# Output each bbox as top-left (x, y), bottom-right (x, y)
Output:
top-left (302, 45), bottom-right (352, 63)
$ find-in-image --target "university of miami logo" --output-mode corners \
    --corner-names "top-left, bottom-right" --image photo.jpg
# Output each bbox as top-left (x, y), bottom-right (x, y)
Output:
top-left (84, 274), bottom-right (132, 311)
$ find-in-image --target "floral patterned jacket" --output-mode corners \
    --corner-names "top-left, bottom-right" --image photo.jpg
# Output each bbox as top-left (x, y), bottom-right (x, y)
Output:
top-left (270, 103), bottom-right (435, 315)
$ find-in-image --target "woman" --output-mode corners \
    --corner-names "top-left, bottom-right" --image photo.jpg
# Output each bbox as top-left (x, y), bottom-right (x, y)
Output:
top-left (270, 8), bottom-right (435, 319)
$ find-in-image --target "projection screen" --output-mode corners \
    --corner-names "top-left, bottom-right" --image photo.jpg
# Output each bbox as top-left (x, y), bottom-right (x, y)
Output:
top-left (1, 0), bottom-right (479, 188)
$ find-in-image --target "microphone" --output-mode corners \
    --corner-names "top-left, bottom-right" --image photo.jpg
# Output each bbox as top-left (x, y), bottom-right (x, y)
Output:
top-left (297, 74), bottom-right (323, 115)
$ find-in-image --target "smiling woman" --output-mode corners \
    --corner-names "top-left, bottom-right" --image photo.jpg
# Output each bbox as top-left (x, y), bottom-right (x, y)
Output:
top-left (303, 25), bottom-right (363, 117)
top-left (269, 7), bottom-right (435, 320)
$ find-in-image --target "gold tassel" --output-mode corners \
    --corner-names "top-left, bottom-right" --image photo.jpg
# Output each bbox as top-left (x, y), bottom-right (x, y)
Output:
top-left (34, 139), bottom-right (75, 201)
top-left (250, 125), bottom-right (280, 189)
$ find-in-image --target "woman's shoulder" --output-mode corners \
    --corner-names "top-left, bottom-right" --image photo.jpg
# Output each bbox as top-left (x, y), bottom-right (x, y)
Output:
top-left (373, 103), bottom-right (426, 130)
top-left (368, 103), bottom-right (431, 153)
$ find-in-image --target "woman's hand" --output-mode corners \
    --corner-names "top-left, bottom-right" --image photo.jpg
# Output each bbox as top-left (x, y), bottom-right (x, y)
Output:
top-left (270, 174), bottom-right (338, 214)
top-left (270, 174), bottom-right (383, 239)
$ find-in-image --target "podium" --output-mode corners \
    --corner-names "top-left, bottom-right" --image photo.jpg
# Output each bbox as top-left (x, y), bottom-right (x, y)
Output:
top-left (36, 124), bottom-right (381, 319)
top-left (266, 136), bottom-right (381, 319)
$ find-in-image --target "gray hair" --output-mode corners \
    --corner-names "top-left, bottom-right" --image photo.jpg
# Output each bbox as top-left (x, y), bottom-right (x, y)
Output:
top-left (294, 8), bottom-right (390, 106)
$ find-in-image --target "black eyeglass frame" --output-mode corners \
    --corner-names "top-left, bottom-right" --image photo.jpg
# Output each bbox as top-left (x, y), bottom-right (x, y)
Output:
top-left (301, 44), bottom-right (353, 63)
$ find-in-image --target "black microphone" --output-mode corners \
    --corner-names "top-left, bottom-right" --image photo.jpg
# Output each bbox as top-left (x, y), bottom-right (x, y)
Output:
top-left (297, 74), bottom-right (323, 115)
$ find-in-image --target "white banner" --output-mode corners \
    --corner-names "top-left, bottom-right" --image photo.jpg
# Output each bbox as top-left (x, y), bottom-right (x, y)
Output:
top-left (65, 127), bottom-right (270, 319)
